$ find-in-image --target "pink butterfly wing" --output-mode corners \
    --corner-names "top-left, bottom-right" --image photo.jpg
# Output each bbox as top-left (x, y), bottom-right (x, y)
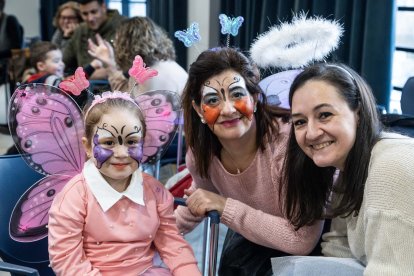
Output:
top-left (9, 175), bottom-right (71, 242)
top-left (59, 67), bottom-right (89, 96)
top-left (8, 84), bottom-right (85, 242)
top-left (135, 90), bottom-right (181, 164)
top-left (128, 55), bottom-right (158, 84)
top-left (10, 84), bottom-right (85, 176)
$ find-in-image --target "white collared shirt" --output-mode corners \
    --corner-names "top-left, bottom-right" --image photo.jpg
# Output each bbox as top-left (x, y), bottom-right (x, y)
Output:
top-left (83, 159), bottom-right (145, 212)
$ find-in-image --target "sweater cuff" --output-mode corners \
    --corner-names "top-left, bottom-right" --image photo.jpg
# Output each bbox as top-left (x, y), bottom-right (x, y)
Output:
top-left (221, 198), bottom-right (238, 225)
top-left (173, 264), bottom-right (200, 276)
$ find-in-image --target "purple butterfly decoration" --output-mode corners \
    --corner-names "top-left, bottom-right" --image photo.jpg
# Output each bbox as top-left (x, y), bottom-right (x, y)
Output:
top-left (8, 84), bottom-right (181, 242)
top-left (259, 69), bottom-right (303, 109)
top-left (135, 90), bottom-right (181, 164)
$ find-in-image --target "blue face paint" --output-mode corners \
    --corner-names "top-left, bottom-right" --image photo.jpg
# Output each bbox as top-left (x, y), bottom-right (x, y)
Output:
top-left (93, 134), bottom-right (113, 169)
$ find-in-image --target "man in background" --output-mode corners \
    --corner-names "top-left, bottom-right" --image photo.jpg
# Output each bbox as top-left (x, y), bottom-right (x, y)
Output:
top-left (63, 0), bottom-right (124, 79)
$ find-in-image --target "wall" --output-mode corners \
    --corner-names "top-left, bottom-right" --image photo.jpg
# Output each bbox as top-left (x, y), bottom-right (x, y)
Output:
top-left (4, 0), bottom-right (41, 40)
top-left (187, 0), bottom-right (220, 68)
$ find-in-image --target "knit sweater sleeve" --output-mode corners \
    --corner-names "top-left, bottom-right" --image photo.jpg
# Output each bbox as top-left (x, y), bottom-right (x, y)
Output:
top-left (361, 137), bottom-right (414, 275)
top-left (174, 151), bottom-right (219, 234)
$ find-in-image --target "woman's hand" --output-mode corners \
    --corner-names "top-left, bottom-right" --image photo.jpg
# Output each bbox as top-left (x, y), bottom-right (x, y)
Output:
top-left (62, 22), bottom-right (79, 38)
top-left (184, 188), bottom-right (227, 217)
top-left (88, 34), bottom-right (117, 70)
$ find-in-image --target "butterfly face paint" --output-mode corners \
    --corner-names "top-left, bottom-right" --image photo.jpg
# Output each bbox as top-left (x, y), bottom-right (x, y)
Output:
top-left (200, 71), bottom-right (255, 125)
top-left (93, 123), bottom-right (143, 168)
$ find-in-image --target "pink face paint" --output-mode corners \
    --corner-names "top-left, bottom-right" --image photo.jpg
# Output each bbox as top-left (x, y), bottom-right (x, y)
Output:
top-left (93, 134), bottom-right (113, 169)
top-left (201, 104), bottom-right (221, 125)
top-left (234, 97), bottom-right (254, 120)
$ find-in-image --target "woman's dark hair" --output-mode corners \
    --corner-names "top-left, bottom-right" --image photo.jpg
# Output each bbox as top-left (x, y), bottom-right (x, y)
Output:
top-left (282, 63), bottom-right (382, 229)
top-left (182, 47), bottom-right (290, 178)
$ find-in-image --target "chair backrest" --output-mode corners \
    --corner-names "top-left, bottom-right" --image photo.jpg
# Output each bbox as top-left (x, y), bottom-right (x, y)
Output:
top-left (401, 76), bottom-right (414, 116)
top-left (0, 154), bottom-right (54, 275)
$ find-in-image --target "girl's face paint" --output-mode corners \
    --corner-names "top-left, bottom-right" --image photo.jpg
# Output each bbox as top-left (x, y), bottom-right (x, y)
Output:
top-left (93, 133), bottom-right (113, 169)
top-left (89, 108), bottom-right (144, 187)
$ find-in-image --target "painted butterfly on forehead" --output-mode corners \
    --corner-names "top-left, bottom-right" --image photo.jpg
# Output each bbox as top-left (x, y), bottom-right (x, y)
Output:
top-left (7, 72), bottom-right (181, 243)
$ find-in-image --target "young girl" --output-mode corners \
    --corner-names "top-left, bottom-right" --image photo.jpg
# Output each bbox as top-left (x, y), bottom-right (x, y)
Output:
top-left (48, 92), bottom-right (201, 276)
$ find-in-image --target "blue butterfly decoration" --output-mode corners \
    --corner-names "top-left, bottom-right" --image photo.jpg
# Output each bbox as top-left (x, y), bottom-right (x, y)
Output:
top-left (174, 22), bottom-right (201, 47)
top-left (219, 14), bottom-right (244, 36)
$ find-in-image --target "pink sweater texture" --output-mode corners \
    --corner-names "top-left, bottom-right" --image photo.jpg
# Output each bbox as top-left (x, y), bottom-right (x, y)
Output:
top-left (175, 123), bottom-right (324, 255)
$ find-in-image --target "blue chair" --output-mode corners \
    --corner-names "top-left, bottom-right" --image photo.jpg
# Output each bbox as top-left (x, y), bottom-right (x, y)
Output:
top-left (0, 154), bottom-right (54, 275)
top-left (401, 77), bottom-right (414, 116)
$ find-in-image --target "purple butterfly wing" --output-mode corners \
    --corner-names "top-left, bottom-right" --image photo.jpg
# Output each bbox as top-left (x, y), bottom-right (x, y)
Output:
top-left (134, 90), bottom-right (181, 164)
top-left (9, 84), bottom-right (85, 175)
top-left (259, 69), bottom-right (303, 109)
top-left (8, 84), bottom-right (85, 242)
top-left (9, 175), bottom-right (71, 242)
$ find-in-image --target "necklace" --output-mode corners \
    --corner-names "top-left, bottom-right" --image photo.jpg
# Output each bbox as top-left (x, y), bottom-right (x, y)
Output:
top-left (222, 148), bottom-right (241, 174)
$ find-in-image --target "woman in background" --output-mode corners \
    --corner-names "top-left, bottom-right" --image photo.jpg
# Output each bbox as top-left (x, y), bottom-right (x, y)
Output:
top-left (51, 1), bottom-right (82, 53)
top-left (88, 16), bottom-right (188, 96)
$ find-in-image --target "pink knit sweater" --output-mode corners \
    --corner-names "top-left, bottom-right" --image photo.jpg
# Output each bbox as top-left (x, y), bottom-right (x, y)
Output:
top-left (175, 123), bottom-right (324, 255)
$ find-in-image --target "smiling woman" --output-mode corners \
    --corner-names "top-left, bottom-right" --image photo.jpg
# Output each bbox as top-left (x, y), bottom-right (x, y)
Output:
top-left (276, 62), bottom-right (414, 275)
top-left (175, 47), bottom-right (324, 275)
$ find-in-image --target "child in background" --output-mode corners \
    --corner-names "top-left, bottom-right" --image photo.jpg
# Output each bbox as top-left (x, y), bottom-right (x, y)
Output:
top-left (48, 92), bottom-right (201, 276)
top-left (25, 41), bottom-right (101, 86)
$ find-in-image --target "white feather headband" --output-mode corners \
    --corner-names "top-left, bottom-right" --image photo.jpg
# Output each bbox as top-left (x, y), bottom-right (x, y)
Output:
top-left (250, 14), bottom-right (343, 69)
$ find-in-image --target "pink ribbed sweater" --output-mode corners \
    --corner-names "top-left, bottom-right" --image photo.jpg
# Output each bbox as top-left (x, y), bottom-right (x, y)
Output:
top-left (175, 123), bottom-right (324, 255)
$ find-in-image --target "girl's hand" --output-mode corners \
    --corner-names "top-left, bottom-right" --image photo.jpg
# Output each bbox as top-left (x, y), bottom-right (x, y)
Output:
top-left (184, 188), bottom-right (227, 217)
top-left (87, 34), bottom-right (116, 70)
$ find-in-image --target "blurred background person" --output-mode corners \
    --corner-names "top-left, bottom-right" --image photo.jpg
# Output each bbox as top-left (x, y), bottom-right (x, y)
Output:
top-left (88, 16), bottom-right (187, 96)
top-left (63, 0), bottom-right (124, 79)
top-left (51, 1), bottom-right (82, 53)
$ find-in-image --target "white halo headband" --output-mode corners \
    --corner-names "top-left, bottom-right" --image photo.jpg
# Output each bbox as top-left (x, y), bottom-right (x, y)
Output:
top-left (250, 13), bottom-right (343, 69)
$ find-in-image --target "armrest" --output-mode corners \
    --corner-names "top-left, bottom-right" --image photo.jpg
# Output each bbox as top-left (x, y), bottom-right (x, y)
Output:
top-left (0, 261), bottom-right (39, 276)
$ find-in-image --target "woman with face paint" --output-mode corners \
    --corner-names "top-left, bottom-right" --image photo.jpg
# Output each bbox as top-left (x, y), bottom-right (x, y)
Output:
top-left (175, 47), bottom-right (325, 274)
top-left (271, 63), bottom-right (414, 275)
top-left (48, 93), bottom-right (201, 276)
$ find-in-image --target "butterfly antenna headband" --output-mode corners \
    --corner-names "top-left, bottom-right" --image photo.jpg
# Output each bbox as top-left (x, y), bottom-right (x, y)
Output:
top-left (58, 67), bottom-right (92, 97)
top-left (128, 55), bottom-right (159, 94)
top-left (218, 14), bottom-right (244, 47)
top-left (174, 22), bottom-right (202, 55)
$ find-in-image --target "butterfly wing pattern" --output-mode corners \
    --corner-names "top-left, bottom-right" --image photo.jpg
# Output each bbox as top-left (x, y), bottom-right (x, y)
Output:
top-left (135, 90), bottom-right (181, 164)
top-left (128, 55), bottom-right (158, 85)
top-left (259, 69), bottom-right (302, 109)
top-left (174, 22), bottom-right (201, 47)
top-left (59, 67), bottom-right (90, 96)
top-left (219, 14), bottom-right (244, 36)
top-left (8, 84), bottom-right (85, 242)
